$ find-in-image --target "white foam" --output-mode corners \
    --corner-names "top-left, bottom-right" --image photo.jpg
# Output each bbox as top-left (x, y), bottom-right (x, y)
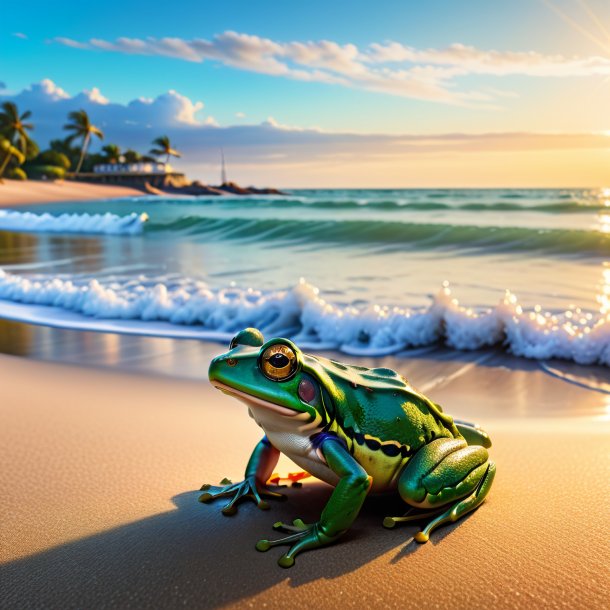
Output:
top-left (0, 270), bottom-right (608, 367)
top-left (0, 209), bottom-right (148, 235)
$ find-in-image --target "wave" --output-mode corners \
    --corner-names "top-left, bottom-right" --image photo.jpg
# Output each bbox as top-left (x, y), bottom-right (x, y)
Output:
top-left (0, 209), bottom-right (148, 235)
top-left (0, 270), bottom-right (608, 367)
top-left (195, 197), bottom-right (607, 213)
top-left (148, 216), bottom-right (610, 256)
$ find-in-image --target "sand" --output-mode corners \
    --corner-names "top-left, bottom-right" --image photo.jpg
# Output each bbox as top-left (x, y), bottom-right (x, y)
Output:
top-left (0, 180), bottom-right (146, 207)
top-left (0, 352), bottom-right (608, 609)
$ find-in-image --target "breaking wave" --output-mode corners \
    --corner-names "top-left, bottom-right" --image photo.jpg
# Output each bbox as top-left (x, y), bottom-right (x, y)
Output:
top-left (0, 270), bottom-right (608, 367)
top-left (0, 209), bottom-right (148, 235)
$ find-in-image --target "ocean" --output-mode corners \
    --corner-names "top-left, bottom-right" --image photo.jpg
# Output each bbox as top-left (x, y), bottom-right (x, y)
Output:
top-left (0, 188), bottom-right (609, 369)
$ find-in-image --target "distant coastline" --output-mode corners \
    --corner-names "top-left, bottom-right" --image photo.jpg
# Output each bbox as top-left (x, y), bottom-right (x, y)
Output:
top-left (0, 178), bottom-right (286, 207)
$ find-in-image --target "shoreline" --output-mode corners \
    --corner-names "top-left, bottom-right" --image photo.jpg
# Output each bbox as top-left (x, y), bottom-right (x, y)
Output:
top-left (1, 352), bottom-right (608, 608)
top-left (0, 318), bottom-right (607, 419)
top-left (0, 179), bottom-right (287, 208)
top-left (0, 179), bottom-right (149, 207)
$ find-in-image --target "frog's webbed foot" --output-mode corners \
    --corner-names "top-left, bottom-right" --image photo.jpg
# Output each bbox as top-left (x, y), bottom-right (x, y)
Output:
top-left (198, 475), bottom-right (285, 516)
top-left (256, 521), bottom-right (336, 568)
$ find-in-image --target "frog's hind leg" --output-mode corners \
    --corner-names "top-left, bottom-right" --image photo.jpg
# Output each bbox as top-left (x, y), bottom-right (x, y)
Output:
top-left (414, 460), bottom-right (495, 543)
top-left (384, 438), bottom-right (495, 542)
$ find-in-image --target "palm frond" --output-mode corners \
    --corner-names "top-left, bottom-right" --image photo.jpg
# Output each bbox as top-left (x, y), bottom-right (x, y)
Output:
top-left (90, 126), bottom-right (104, 140)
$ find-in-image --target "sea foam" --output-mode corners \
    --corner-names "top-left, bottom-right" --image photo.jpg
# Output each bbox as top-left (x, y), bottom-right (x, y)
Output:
top-left (0, 209), bottom-right (148, 235)
top-left (0, 270), bottom-right (608, 367)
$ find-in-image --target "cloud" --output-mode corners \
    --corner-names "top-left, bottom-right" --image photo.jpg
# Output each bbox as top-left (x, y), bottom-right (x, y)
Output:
top-left (13, 32), bottom-right (27, 40)
top-left (2, 79), bottom-right (608, 187)
top-left (52, 31), bottom-right (610, 106)
top-left (2, 80), bottom-right (207, 145)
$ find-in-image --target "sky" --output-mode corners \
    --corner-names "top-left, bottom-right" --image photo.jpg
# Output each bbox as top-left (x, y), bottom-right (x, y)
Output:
top-left (1, 0), bottom-right (610, 187)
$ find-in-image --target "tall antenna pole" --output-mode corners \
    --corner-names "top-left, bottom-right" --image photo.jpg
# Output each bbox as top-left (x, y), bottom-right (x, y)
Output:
top-left (220, 148), bottom-right (227, 185)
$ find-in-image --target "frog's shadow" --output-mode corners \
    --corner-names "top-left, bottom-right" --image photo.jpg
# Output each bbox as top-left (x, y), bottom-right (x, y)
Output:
top-left (1, 485), bottom-right (470, 608)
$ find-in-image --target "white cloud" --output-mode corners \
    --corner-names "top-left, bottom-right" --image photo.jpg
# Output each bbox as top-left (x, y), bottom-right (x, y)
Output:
top-left (235, 112), bottom-right (246, 119)
top-left (52, 31), bottom-right (610, 106)
top-left (1, 80), bottom-right (208, 145)
top-left (81, 87), bottom-right (109, 105)
top-left (13, 32), bottom-right (28, 40)
top-left (18, 79), bottom-right (70, 102)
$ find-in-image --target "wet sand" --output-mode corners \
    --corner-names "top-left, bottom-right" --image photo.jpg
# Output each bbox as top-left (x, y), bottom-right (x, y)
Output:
top-left (0, 180), bottom-right (146, 207)
top-left (1, 352), bottom-right (608, 609)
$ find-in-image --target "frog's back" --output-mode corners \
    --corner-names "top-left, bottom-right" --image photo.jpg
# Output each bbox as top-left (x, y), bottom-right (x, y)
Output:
top-left (308, 356), bottom-right (461, 451)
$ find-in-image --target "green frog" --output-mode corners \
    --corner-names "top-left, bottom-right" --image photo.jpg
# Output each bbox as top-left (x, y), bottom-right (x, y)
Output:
top-left (200, 328), bottom-right (495, 568)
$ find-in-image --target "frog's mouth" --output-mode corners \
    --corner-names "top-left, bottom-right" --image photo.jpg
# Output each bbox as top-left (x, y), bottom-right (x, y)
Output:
top-left (211, 381), bottom-right (301, 417)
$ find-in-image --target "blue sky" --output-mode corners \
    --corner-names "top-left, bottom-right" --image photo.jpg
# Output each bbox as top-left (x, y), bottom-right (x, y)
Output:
top-left (1, 0), bottom-right (609, 186)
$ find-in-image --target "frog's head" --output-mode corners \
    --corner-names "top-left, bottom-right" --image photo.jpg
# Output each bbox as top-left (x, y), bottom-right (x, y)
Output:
top-left (208, 328), bottom-right (330, 425)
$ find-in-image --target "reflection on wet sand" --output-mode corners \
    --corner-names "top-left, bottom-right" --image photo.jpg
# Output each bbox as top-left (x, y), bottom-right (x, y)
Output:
top-left (0, 231), bottom-right (38, 266)
top-left (0, 318), bottom-right (32, 356)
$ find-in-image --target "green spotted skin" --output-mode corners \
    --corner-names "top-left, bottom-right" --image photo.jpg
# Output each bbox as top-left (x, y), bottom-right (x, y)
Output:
top-left (300, 353), bottom-right (461, 491)
top-left (202, 328), bottom-right (495, 568)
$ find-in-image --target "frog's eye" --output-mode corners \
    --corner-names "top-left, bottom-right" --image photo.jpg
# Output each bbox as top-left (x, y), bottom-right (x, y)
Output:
top-left (260, 344), bottom-right (297, 381)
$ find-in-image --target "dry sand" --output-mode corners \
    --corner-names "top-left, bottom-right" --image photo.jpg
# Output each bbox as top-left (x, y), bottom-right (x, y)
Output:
top-left (0, 180), bottom-right (146, 207)
top-left (0, 353), bottom-right (608, 609)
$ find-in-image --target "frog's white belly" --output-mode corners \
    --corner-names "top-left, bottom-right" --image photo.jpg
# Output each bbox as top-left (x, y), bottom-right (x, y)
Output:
top-left (248, 405), bottom-right (339, 487)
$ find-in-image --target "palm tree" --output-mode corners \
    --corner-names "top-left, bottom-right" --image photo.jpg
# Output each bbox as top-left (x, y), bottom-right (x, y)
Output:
top-left (149, 135), bottom-right (181, 165)
top-left (63, 110), bottom-right (104, 174)
top-left (101, 144), bottom-right (121, 163)
top-left (0, 102), bottom-right (33, 181)
top-left (0, 137), bottom-right (25, 182)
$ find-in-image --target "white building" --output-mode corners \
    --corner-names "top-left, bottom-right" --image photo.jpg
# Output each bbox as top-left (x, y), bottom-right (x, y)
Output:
top-left (93, 162), bottom-right (172, 175)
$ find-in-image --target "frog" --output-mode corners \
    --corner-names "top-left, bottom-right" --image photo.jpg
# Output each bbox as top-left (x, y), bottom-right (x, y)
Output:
top-left (200, 327), bottom-right (496, 568)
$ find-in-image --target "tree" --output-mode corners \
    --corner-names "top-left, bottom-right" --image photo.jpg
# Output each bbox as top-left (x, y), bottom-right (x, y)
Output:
top-left (149, 135), bottom-right (181, 164)
top-left (0, 102), bottom-right (34, 181)
top-left (123, 149), bottom-right (142, 164)
top-left (101, 144), bottom-right (121, 163)
top-left (63, 109), bottom-right (104, 174)
top-left (0, 137), bottom-right (25, 182)
top-left (24, 148), bottom-right (71, 180)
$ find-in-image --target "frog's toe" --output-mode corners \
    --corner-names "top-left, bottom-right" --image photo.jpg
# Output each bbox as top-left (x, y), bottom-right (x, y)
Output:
top-left (278, 554), bottom-right (296, 568)
top-left (272, 518), bottom-right (311, 533)
top-left (382, 507), bottom-right (445, 528)
top-left (275, 533), bottom-right (321, 568)
top-left (197, 483), bottom-right (237, 503)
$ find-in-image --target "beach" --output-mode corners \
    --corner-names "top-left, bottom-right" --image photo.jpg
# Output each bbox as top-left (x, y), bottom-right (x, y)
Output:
top-left (3, 3), bottom-right (610, 607)
top-left (0, 186), bottom-right (609, 609)
top-left (0, 350), bottom-right (608, 609)
top-left (0, 179), bottom-right (146, 207)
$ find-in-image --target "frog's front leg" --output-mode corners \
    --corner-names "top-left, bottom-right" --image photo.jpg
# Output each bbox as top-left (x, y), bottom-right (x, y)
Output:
top-left (256, 437), bottom-right (372, 568)
top-left (199, 436), bottom-right (285, 515)
top-left (384, 438), bottom-right (495, 542)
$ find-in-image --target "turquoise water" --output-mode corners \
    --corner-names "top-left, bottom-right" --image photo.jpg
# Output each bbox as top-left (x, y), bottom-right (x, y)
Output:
top-left (0, 188), bottom-right (609, 365)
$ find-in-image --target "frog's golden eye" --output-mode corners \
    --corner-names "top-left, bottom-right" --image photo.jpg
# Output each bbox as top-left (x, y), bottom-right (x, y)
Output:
top-left (260, 344), bottom-right (297, 381)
